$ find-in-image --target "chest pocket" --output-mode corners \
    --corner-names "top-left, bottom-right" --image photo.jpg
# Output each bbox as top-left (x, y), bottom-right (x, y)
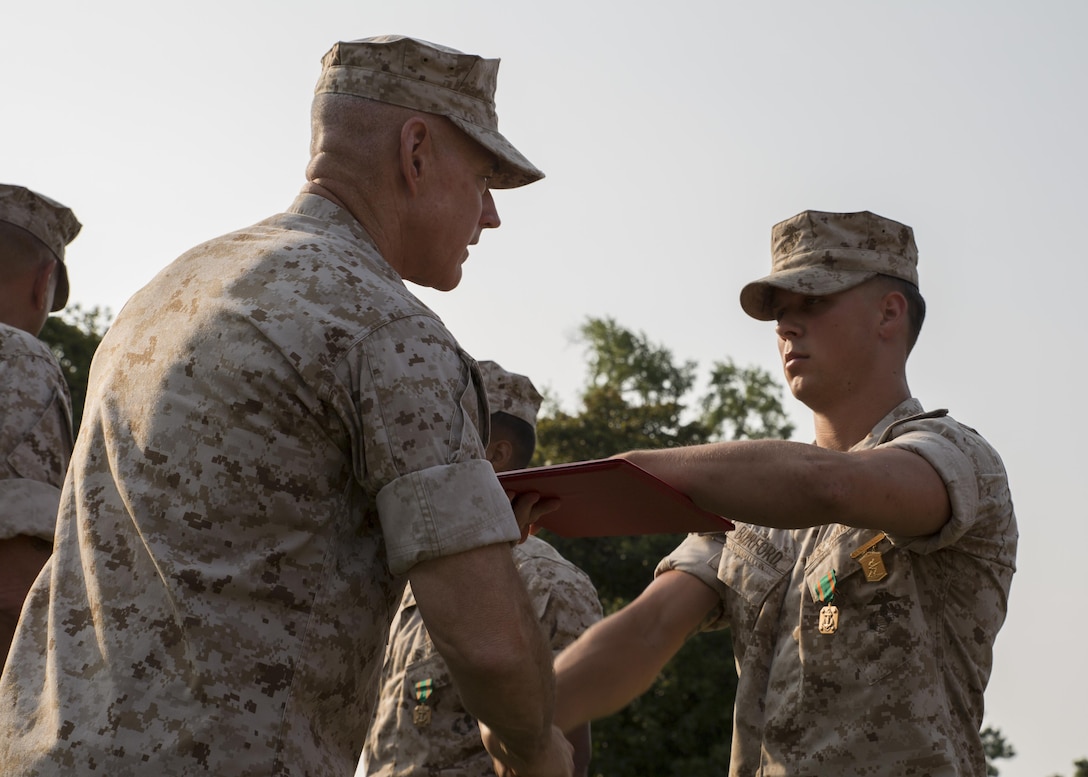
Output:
top-left (802, 528), bottom-right (926, 687)
top-left (402, 651), bottom-right (488, 775)
top-left (404, 651), bottom-right (455, 709)
top-left (717, 526), bottom-right (795, 612)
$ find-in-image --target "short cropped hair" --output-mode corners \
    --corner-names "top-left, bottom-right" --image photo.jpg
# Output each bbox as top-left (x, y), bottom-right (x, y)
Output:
top-left (490, 412), bottom-right (536, 470)
top-left (877, 274), bottom-right (926, 353)
top-left (0, 221), bottom-right (55, 277)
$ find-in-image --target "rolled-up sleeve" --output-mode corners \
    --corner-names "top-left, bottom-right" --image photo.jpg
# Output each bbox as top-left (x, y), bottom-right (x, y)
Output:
top-left (882, 424), bottom-right (1005, 555)
top-left (377, 459), bottom-right (519, 574)
top-left (338, 314), bottom-right (520, 575)
top-left (655, 532), bottom-right (731, 631)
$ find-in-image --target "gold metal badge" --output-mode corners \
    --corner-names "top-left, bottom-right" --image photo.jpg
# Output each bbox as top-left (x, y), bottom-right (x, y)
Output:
top-left (818, 604), bottom-right (839, 635)
top-left (413, 704), bottom-right (432, 727)
top-left (857, 551), bottom-right (888, 582)
top-left (851, 532), bottom-right (889, 583)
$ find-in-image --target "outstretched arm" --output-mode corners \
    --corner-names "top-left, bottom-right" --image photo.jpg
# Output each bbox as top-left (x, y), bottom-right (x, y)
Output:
top-left (621, 441), bottom-right (950, 537)
top-left (552, 570), bottom-right (720, 732)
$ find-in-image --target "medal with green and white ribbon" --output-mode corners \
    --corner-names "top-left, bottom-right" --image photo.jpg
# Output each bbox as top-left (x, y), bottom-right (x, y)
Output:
top-left (412, 679), bottom-right (433, 727)
top-left (814, 569), bottom-right (839, 635)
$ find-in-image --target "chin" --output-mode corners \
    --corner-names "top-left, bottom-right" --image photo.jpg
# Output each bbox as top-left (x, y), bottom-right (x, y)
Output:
top-left (432, 273), bottom-right (463, 293)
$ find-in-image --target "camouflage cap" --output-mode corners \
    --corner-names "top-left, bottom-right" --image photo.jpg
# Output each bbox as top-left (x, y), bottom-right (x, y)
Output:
top-left (314, 35), bottom-right (544, 189)
top-left (0, 183), bottom-right (82, 311)
top-left (740, 210), bottom-right (919, 321)
top-left (477, 360), bottom-right (543, 429)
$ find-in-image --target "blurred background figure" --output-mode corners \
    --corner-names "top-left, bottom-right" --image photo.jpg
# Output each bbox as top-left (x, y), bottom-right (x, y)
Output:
top-left (362, 360), bottom-right (603, 777)
top-left (0, 183), bottom-right (80, 661)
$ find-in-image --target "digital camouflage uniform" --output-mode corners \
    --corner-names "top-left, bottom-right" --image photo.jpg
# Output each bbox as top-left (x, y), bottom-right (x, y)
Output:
top-left (0, 323), bottom-right (73, 543)
top-left (0, 193), bottom-right (522, 776)
top-left (659, 399), bottom-right (1017, 777)
top-left (361, 535), bottom-right (602, 777)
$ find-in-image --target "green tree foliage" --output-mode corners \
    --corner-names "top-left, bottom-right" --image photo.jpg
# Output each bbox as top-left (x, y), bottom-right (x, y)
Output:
top-left (532, 317), bottom-right (793, 777)
top-left (38, 305), bottom-right (111, 436)
top-left (1049, 757), bottom-right (1088, 777)
top-left (981, 725), bottom-right (1015, 775)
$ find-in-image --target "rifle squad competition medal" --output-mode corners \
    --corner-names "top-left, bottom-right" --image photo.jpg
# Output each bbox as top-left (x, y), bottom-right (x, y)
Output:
top-left (850, 532), bottom-right (889, 583)
top-left (413, 678), bottom-right (433, 727)
top-left (413, 704), bottom-right (432, 727)
top-left (819, 604), bottom-right (839, 635)
top-left (813, 569), bottom-right (839, 635)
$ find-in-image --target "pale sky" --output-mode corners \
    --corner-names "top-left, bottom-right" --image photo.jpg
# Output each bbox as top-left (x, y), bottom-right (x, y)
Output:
top-left (3, 2), bottom-right (1086, 775)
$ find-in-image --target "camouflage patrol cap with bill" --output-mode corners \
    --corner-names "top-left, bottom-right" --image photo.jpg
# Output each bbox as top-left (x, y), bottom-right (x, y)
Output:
top-left (0, 183), bottom-right (82, 311)
top-left (477, 360), bottom-right (543, 430)
top-left (740, 210), bottom-right (919, 321)
top-left (314, 35), bottom-right (544, 189)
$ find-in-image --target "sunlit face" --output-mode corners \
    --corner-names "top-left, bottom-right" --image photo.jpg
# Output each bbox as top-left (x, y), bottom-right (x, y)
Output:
top-left (403, 124), bottom-right (501, 292)
top-left (770, 282), bottom-right (883, 409)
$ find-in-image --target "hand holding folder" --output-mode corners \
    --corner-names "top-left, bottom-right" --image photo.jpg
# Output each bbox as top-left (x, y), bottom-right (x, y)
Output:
top-left (497, 458), bottom-right (734, 538)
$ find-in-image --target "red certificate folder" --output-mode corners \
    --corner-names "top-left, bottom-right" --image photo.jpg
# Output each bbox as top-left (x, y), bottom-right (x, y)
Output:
top-left (497, 458), bottom-right (734, 538)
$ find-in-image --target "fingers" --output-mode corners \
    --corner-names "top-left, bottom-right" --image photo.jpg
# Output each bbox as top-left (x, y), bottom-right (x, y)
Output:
top-left (506, 491), bottom-right (561, 542)
top-left (480, 722), bottom-right (575, 777)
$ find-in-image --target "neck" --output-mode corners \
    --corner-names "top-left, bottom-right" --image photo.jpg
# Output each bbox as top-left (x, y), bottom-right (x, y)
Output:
top-left (810, 382), bottom-right (911, 451)
top-left (300, 180), bottom-right (401, 271)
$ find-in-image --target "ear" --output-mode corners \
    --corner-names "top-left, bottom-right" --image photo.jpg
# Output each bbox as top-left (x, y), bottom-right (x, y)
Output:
top-left (486, 438), bottom-right (515, 472)
top-left (30, 257), bottom-right (58, 313)
top-left (398, 117), bottom-right (432, 196)
top-left (877, 288), bottom-right (908, 339)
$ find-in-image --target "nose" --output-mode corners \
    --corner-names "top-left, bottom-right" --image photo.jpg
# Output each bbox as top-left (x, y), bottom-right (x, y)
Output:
top-left (480, 190), bottom-right (501, 230)
top-left (775, 315), bottom-right (801, 339)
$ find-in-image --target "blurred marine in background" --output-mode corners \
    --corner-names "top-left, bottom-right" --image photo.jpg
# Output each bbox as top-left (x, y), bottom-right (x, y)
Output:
top-left (0, 183), bottom-right (80, 661)
top-left (362, 361), bottom-right (602, 777)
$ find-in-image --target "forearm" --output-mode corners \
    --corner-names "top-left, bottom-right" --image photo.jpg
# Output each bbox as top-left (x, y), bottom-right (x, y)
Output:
top-left (447, 615), bottom-right (556, 758)
top-left (553, 613), bottom-right (667, 732)
top-left (621, 439), bottom-right (950, 536)
top-left (553, 570), bottom-right (717, 732)
top-left (621, 441), bottom-right (829, 526)
top-left (411, 544), bottom-right (556, 761)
